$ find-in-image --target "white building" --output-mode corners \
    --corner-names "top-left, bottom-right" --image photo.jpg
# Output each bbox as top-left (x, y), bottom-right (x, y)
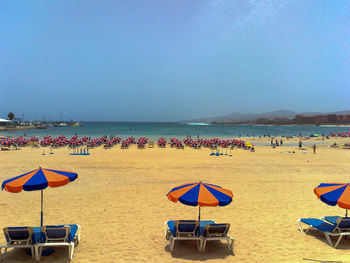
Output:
top-left (0, 118), bottom-right (11, 126)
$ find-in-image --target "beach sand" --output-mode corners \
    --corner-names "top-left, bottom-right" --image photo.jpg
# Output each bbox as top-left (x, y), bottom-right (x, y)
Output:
top-left (0, 137), bottom-right (350, 262)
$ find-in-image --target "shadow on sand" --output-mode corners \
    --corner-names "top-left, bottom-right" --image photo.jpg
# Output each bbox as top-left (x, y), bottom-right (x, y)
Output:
top-left (3, 247), bottom-right (73, 263)
top-left (300, 228), bottom-right (350, 251)
top-left (164, 240), bottom-right (234, 261)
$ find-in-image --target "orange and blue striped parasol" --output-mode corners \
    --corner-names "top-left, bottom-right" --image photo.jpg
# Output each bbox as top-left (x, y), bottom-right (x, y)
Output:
top-left (167, 182), bottom-right (233, 221)
top-left (314, 183), bottom-right (350, 216)
top-left (2, 167), bottom-right (78, 226)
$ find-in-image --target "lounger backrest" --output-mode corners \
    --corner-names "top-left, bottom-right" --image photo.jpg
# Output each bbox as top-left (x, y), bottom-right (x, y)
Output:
top-left (204, 223), bottom-right (230, 237)
top-left (41, 225), bottom-right (70, 242)
top-left (3, 227), bottom-right (33, 245)
top-left (336, 218), bottom-right (350, 231)
top-left (174, 220), bottom-right (199, 237)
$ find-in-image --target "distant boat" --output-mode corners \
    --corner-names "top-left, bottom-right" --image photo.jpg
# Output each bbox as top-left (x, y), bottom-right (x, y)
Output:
top-left (72, 122), bottom-right (81, 127)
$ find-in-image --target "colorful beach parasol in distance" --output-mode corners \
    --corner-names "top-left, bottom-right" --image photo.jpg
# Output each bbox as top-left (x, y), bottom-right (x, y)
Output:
top-left (2, 167), bottom-right (78, 226)
top-left (314, 183), bottom-right (350, 216)
top-left (167, 182), bottom-right (233, 221)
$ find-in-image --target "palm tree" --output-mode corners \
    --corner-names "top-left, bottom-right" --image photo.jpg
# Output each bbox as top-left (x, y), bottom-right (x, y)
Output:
top-left (8, 112), bottom-right (14, 120)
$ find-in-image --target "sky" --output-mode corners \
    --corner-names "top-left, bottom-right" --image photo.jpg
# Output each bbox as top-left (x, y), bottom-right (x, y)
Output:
top-left (1, 0), bottom-right (349, 121)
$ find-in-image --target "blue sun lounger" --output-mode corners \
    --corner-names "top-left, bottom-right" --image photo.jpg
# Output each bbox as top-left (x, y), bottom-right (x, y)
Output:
top-left (35, 224), bottom-right (81, 261)
top-left (0, 227), bottom-right (36, 261)
top-left (297, 217), bottom-right (350, 248)
top-left (200, 223), bottom-right (234, 253)
top-left (164, 220), bottom-right (215, 252)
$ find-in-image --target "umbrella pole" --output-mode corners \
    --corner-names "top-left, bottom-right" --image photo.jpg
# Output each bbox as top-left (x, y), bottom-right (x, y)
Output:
top-left (41, 190), bottom-right (43, 227)
top-left (347, 209), bottom-right (348, 218)
top-left (198, 206), bottom-right (201, 221)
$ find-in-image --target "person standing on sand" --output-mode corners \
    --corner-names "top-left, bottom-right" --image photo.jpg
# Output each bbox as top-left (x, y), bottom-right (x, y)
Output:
top-left (313, 144), bottom-right (317, 154)
top-left (280, 139), bottom-right (283, 146)
top-left (299, 140), bottom-right (302, 150)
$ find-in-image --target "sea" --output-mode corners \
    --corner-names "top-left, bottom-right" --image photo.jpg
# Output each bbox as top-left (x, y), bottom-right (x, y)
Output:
top-left (1, 122), bottom-right (349, 141)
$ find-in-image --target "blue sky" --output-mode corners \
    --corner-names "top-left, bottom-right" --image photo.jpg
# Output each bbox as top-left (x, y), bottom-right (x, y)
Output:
top-left (1, 0), bottom-right (349, 121)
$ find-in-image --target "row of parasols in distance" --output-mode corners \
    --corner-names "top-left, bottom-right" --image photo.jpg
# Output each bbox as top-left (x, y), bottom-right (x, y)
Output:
top-left (330, 132), bottom-right (350, 137)
top-left (0, 135), bottom-right (252, 149)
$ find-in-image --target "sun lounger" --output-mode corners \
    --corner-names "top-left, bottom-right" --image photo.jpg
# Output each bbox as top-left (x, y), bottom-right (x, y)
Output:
top-left (297, 217), bottom-right (350, 247)
top-left (200, 223), bottom-right (234, 253)
top-left (35, 224), bottom-right (81, 261)
top-left (165, 220), bottom-right (201, 252)
top-left (0, 227), bottom-right (35, 260)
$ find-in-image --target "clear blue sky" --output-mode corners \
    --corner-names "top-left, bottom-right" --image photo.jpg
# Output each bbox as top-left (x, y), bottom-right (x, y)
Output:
top-left (1, 0), bottom-right (349, 121)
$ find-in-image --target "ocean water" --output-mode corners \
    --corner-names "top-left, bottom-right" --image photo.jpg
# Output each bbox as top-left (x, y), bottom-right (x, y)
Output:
top-left (1, 122), bottom-right (349, 140)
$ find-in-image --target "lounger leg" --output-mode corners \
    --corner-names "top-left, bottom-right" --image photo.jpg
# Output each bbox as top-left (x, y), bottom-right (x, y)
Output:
top-left (231, 238), bottom-right (235, 255)
top-left (202, 239), bottom-right (207, 252)
top-left (169, 237), bottom-right (175, 252)
top-left (31, 247), bottom-right (35, 260)
top-left (334, 235), bottom-right (343, 248)
top-left (297, 220), bottom-right (310, 234)
top-left (69, 243), bottom-right (74, 261)
top-left (324, 233), bottom-right (334, 247)
top-left (36, 246), bottom-right (42, 262)
top-left (2, 248), bottom-right (6, 261)
top-left (196, 239), bottom-right (202, 252)
top-left (0, 248), bottom-right (6, 261)
top-left (226, 238), bottom-right (231, 251)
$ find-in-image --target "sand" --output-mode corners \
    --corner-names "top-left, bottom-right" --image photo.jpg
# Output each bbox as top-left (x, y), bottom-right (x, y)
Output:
top-left (0, 137), bottom-right (350, 262)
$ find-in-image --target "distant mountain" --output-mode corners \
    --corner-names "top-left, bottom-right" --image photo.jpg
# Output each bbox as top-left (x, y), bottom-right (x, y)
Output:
top-left (186, 110), bottom-right (350, 123)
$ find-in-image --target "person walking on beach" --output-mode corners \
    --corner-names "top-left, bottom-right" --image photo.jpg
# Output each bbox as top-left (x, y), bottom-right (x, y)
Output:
top-left (313, 144), bottom-right (317, 154)
top-left (271, 139), bottom-right (273, 146)
top-left (299, 140), bottom-right (302, 150)
top-left (280, 139), bottom-right (283, 146)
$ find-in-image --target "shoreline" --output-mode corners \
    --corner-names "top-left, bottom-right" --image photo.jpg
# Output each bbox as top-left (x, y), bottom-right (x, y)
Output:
top-left (0, 125), bottom-right (36, 131)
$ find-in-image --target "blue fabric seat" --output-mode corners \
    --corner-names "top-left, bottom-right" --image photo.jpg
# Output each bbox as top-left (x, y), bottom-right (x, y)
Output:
top-left (199, 223), bottom-right (234, 253)
top-left (44, 224), bottom-right (79, 243)
top-left (1, 227), bottom-right (35, 261)
top-left (167, 220), bottom-right (215, 236)
top-left (200, 223), bottom-right (230, 237)
top-left (323, 216), bottom-right (350, 229)
top-left (300, 218), bottom-right (336, 232)
top-left (165, 220), bottom-right (215, 252)
top-left (323, 216), bottom-right (341, 225)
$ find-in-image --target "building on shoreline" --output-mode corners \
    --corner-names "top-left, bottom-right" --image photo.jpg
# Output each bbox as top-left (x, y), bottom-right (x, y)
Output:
top-left (0, 118), bottom-right (12, 127)
top-left (295, 114), bottom-right (350, 124)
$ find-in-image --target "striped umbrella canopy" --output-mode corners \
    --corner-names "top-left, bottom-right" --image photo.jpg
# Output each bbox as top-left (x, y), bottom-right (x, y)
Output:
top-left (314, 183), bottom-right (350, 216)
top-left (167, 182), bottom-right (233, 221)
top-left (2, 167), bottom-right (78, 226)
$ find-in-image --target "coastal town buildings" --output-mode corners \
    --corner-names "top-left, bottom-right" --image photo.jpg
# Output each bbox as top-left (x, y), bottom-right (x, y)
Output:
top-left (294, 114), bottom-right (350, 124)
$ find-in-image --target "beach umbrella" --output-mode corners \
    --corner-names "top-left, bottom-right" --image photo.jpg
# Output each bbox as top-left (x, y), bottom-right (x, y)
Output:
top-left (2, 167), bottom-right (78, 226)
top-left (167, 182), bottom-right (233, 221)
top-left (314, 183), bottom-right (350, 216)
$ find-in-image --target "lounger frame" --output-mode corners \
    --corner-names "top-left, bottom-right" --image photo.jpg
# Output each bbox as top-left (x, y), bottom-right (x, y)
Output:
top-left (200, 224), bottom-right (234, 253)
top-left (35, 225), bottom-right (81, 262)
top-left (165, 220), bottom-right (201, 252)
top-left (0, 227), bottom-right (35, 261)
top-left (297, 218), bottom-right (350, 248)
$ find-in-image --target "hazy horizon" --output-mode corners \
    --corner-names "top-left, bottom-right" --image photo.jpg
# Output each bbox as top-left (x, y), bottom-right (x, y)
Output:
top-left (1, 1), bottom-right (349, 122)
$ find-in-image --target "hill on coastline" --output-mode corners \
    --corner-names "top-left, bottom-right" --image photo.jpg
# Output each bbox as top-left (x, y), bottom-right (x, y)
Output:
top-left (186, 110), bottom-right (350, 123)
